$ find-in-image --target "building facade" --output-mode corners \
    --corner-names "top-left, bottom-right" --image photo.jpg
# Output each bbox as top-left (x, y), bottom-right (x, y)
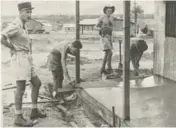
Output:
top-left (154, 1), bottom-right (176, 81)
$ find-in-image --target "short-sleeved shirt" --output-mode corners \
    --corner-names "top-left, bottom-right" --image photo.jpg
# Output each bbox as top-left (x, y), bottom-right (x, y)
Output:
top-left (48, 40), bottom-right (71, 71)
top-left (2, 17), bottom-right (30, 53)
top-left (1, 17), bottom-right (36, 82)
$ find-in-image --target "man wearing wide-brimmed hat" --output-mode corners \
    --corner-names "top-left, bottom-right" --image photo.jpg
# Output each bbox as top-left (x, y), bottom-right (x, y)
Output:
top-left (95, 4), bottom-right (119, 78)
top-left (1, 2), bottom-right (46, 126)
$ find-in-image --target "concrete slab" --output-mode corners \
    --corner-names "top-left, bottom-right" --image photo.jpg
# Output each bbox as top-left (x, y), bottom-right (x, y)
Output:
top-left (117, 75), bottom-right (167, 88)
top-left (84, 76), bottom-right (176, 127)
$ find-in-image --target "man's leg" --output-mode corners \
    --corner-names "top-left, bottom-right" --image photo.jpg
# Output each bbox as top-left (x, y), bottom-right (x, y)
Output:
top-left (131, 57), bottom-right (139, 76)
top-left (14, 80), bottom-right (33, 126)
top-left (52, 68), bottom-right (64, 100)
top-left (57, 67), bottom-right (64, 100)
top-left (100, 50), bottom-right (109, 75)
top-left (15, 80), bottom-right (26, 115)
top-left (107, 50), bottom-right (113, 73)
top-left (51, 70), bottom-right (59, 98)
top-left (30, 76), bottom-right (46, 119)
top-left (31, 76), bottom-right (41, 108)
top-left (136, 52), bottom-right (143, 68)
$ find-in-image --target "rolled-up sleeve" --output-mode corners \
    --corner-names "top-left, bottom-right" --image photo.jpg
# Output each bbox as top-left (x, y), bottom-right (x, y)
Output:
top-left (2, 23), bottom-right (19, 38)
top-left (1, 23), bottom-right (19, 49)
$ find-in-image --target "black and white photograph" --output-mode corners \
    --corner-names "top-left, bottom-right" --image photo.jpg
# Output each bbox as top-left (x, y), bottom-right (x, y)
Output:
top-left (1, 0), bottom-right (176, 127)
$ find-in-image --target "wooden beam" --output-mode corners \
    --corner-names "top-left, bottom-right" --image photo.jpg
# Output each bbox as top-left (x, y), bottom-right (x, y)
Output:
top-left (75, 0), bottom-right (81, 83)
top-left (2, 84), bottom-right (30, 91)
top-left (77, 89), bottom-right (121, 126)
top-left (123, 1), bottom-right (131, 120)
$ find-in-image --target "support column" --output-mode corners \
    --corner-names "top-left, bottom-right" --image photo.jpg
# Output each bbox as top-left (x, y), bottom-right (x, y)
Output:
top-left (123, 0), bottom-right (131, 120)
top-left (75, 0), bottom-right (80, 83)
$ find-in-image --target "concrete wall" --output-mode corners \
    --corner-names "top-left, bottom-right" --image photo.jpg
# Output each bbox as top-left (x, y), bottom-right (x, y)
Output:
top-left (163, 37), bottom-right (176, 80)
top-left (154, 1), bottom-right (176, 81)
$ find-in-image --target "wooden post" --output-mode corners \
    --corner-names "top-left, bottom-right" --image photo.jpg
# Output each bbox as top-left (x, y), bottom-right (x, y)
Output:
top-left (123, 1), bottom-right (130, 120)
top-left (112, 106), bottom-right (116, 127)
top-left (134, 0), bottom-right (137, 36)
top-left (75, 0), bottom-right (80, 83)
top-left (82, 25), bottom-right (84, 34)
top-left (118, 40), bottom-right (123, 70)
top-left (29, 39), bottom-right (32, 54)
top-left (119, 40), bottom-right (122, 64)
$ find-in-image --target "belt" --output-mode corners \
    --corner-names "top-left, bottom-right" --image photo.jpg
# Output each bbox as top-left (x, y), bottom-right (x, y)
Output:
top-left (16, 50), bottom-right (30, 53)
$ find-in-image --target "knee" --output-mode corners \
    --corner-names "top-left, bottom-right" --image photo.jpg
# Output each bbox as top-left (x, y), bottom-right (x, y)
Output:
top-left (109, 50), bottom-right (113, 56)
top-left (15, 90), bottom-right (25, 99)
top-left (31, 76), bottom-right (42, 88)
top-left (59, 73), bottom-right (64, 82)
top-left (104, 51), bottom-right (109, 58)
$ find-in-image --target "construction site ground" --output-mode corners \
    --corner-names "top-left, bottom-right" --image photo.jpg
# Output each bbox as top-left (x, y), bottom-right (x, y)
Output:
top-left (2, 31), bottom-right (154, 127)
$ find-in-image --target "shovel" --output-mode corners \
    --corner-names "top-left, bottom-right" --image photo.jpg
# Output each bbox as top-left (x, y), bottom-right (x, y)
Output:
top-left (118, 39), bottom-right (123, 70)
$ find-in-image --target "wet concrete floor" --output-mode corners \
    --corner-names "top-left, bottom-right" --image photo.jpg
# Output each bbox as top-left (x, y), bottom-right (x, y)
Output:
top-left (84, 76), bottom-right (176, 126)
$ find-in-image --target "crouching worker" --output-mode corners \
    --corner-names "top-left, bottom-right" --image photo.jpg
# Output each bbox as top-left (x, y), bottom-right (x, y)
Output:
top-left (130, 37), bottom-right (148, 76)
top-left (1, 2), bottom-right (46, 127)
top-left (47, 40), bottom-right (82, 100)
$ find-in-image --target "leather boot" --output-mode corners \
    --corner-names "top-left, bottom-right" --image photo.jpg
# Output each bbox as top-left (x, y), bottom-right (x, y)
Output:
top-left (30, 108), bottom-right (47, 120)
top-left (14, 114), bottom-right (33, 127)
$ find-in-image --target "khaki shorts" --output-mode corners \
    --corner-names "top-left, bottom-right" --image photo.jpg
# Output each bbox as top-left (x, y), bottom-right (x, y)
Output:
top-left (11, 51), bottom-right (37, 82)
top-left (100, 35), bottom-right (113, 51)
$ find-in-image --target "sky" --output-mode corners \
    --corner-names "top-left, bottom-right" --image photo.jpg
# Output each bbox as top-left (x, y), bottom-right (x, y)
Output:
top-left (1, 0), bottom-right (155, 16)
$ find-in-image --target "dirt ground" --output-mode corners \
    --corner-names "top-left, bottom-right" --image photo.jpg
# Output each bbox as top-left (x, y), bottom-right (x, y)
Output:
top-left (1, 31), bottom-right (153, 127)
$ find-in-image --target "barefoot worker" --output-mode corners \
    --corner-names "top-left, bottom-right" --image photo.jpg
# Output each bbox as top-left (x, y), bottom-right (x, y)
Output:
top-left (1, 2), bottom-right (46, 126)
top-left (47, 40), bottom-right (82, 100)
top-left (95, 4), bottom-right (119, 78)
top-left (130, 35), bottom-right (148, 76)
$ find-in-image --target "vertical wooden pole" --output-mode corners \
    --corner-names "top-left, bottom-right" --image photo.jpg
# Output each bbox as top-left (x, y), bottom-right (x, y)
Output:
top-left (134, 0), bottom-right (137, 36)
top-left (118, 40), bottom-right (123, 70)
top-left (112, 106), bottom-right (116, 127)
top-left (82, 25), bottom-right (83, 34)
top-left (29, 39), bottom-right (32, 54)
top-left (75, 0), bottom-right (80, 83)
top-left (123, 1), bottom-right (130, 120)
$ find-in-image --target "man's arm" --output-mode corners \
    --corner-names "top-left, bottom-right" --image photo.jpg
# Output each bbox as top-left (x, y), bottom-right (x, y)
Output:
top-left (112, 16), bottom-right (119, 21)
top-left (136, 52), bottom-right (143, 68)
top-left (61, 51), bottom-right (71, 81)
top-left (94, 16), bottom-right (103, 30)
top-left (1, 23), bottom-right (18, 49)
top-left (130, 44), bottom-right (139, 74)
top-left (1, 35), bottom-right (14, 49)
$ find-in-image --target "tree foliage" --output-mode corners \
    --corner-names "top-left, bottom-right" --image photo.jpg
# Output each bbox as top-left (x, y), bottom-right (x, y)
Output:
top-left (131, 4), bottom-right (144, 17)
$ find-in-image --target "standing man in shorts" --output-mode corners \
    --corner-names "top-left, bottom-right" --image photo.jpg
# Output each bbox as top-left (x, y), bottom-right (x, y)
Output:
top-left (1, 2), bottom-right (46, 126)
top-left (95, 5), bottom-right (119, 77)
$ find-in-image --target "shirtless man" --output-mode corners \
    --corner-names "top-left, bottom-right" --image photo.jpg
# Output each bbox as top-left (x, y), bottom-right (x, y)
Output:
top-left (47, 40), bottom-right (82, 99)
top-left (130, 37), bottom-right (148, 76)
